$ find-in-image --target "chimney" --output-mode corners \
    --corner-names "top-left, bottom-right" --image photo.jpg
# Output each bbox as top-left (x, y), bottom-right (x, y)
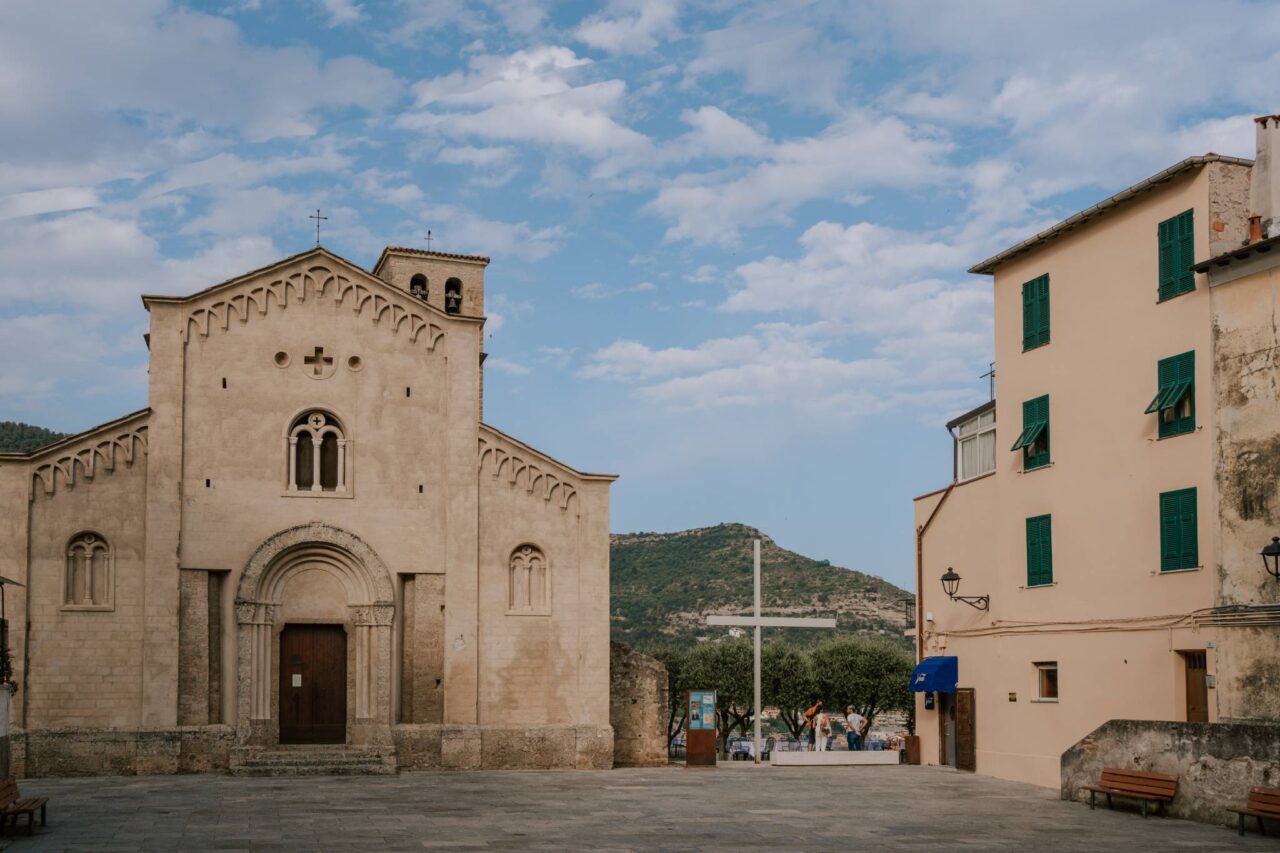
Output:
top-left (1250, 114), bottom-right (1280, 240)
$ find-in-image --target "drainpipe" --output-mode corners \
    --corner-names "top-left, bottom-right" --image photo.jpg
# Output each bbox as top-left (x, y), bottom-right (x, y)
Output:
top-left (915, 480), bottom-right (955, 662)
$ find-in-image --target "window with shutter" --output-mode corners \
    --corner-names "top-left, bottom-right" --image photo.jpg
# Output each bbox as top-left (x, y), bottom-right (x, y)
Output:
top-left (1159, 487), bottom-right (1198, 571)
top-left (1010, 395), bottom-right (1050, 470)
top-left (1026, 515), bottom-right (1053, 586)
top-left (1158, 210), bottom-right (1195, 301)
top-left (1022, 274), bottom-right (1050, 350)
top-left (1145, 351), bottom-right (1195, 437)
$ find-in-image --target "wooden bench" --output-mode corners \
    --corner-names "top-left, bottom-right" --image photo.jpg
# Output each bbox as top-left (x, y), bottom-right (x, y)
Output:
top-left (1081, 768), bottom-right (1178, 818)
top-left (1229, 786), bottom-right (1280, 836)
top-left (0, 777), bottom-right (47, 835)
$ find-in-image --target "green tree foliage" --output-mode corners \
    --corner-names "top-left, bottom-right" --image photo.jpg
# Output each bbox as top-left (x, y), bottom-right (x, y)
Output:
top-left (0, 422), bottom-right (67, 454)
top-left (762, 641), bottom-right (816, 739)
top-left (682, 639), bottom-right (754, 757)
top-left (648, 644), bottom-right (688, 746)
top-left (810, 635), bottom-right (914, 726)
top-left (612, 523), bottom-right (911, 650)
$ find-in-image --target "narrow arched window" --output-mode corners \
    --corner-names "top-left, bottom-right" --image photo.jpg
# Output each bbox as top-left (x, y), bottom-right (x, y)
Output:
top-left (445, 278), bottom-right (462, 314)
top-left (65, 532), bottom-right (113, 609)
top-left (288, 411), bottom-right (347, 493)
top-left (410, 273), bottom-right (428, 300)
top-left (508, 544), bottom-right (549, 614)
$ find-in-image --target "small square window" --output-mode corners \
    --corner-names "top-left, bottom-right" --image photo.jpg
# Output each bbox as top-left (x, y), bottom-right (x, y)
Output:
top-left (1035, 662), bottom-right (1058, 701)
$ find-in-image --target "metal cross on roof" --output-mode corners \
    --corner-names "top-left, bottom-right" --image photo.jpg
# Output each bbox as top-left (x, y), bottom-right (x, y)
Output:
top-left (705, 540), bottom-right (837, 764)
top-left (425, 229), bottom-right (433, 251)
top-left (309, 209), bottom-right (328, 246)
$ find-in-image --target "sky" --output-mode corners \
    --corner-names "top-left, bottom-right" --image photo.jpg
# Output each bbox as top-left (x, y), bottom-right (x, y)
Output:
top-left (1, 0), bottom-right (1277, 590)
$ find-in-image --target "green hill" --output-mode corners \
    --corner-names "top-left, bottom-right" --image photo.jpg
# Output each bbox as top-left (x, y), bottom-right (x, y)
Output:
top-left (611, 523), bottom-right (912, 651)
top-left (0, 422), bottom-right (68, 454)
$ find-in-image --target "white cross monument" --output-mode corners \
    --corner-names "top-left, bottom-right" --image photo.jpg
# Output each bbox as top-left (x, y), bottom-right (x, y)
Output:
top-left (705, 539), bottom-right (837, 764)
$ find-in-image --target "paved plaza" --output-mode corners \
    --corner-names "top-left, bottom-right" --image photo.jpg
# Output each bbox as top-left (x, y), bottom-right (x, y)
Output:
top-left (7, 764), bottom-right (1273, 852)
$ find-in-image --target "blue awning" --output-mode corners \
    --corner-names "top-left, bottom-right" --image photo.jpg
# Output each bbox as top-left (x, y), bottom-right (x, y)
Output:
top-left (910, 656), bottom-right (958, 693)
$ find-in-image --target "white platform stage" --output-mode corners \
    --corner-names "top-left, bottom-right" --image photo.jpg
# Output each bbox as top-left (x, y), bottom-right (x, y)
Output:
top-left (770, 751), bottom-right (901, 767)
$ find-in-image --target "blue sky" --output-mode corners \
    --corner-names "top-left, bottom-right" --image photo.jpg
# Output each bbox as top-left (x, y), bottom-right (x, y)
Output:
top-left (2, 0), bottom-right (1276, 589)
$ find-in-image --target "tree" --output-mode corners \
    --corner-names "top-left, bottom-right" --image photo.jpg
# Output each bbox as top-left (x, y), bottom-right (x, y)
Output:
top-left (811, 636), bottom-right (914, 727)
top-left (682, 639), bottom-right (753, 757)
top-left (762, 641), bottom-right (816, 739)
top-left (0, 422), bottom-right (66, 454)
top-left (647, 645), bottom-right (688, 746)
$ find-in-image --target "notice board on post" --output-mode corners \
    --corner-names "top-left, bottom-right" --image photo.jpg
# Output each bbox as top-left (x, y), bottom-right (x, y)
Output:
top-left (686, 689), bottom-right (717, 767)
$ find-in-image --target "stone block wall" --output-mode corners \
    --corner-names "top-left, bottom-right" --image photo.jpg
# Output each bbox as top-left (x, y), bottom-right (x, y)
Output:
top-left (1061, 719), bottom-right (1280, 826)
top-left (609, 642), bottom-right (667, 768)
top-left (393, 723), bottom-right (613, 771)
top-left (11, 726), bottom-right (235, 777)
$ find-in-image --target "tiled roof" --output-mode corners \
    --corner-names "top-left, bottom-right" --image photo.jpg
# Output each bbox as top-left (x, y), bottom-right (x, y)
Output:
top-left (376, 246), bottom-right (490, 265)
top-left (968, 154), bottom-right (1254, 275)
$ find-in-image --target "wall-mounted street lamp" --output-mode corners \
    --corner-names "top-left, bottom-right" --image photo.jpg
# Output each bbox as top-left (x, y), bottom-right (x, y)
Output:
top-left (940, 567), bottom-right (990, 611)
top-left (1261, 537), bottom-right (1280, 581)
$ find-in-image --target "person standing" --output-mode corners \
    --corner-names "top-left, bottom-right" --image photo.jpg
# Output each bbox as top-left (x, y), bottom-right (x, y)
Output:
top-left (803, 701), bottom-right (823, 751)
top-left (814, 708), bottom-right (831, 752)
top-left (845, 706), bottom-right (866, 751)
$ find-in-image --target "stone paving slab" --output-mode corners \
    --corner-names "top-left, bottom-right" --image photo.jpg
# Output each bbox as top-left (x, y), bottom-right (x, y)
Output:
top-left (4, 764), bottom-right (1273, 852)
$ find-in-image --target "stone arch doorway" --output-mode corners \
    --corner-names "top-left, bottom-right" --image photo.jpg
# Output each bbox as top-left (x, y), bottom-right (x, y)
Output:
top-left (234, 522), bottom-right (395, 749)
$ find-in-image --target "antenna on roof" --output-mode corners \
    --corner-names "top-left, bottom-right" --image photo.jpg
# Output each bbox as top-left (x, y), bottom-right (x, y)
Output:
top-left (308, 209), bottom-right (328, 246)
top-left (980, 362), bottom-right (996, 401)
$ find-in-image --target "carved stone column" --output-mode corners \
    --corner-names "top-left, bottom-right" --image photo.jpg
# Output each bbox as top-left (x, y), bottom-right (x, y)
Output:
top-left (235, 599), bottom-right (276, 746)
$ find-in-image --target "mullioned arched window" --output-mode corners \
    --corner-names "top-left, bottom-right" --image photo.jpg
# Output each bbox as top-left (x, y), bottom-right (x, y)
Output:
top-left (288, 411), bottom-right (347, 493)
top-left (65, 532), bottom-right (113, 610)
top-left (508, 544), bottom-right (550, 614)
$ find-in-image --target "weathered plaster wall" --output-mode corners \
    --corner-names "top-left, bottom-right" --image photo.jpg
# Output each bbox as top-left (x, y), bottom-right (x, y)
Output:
top-left (12, 726), bottom-right (235, 777)
top-left (1210, 261), bottom-right (1280, 722)
top-left (1061, 719), bottom-right (1280, 826)
top-left (609, 642), bottom-right (668, 768)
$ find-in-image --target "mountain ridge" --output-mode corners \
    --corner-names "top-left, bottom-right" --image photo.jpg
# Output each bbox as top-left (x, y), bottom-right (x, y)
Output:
top-left (610, 522), bottom-right (911, 650)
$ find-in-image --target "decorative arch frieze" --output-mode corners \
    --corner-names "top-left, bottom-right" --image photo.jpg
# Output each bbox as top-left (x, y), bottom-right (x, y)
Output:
top-left (477, 435), bottom-right (578, 512)
top-left (183, 264), bottom-right (445, 354)
top-left (30, 425), bottom-right (148, 500)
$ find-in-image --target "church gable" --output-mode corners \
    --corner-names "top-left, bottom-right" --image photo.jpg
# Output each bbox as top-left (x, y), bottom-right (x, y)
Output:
top-left (166, 253), bottom-right (451, 357)
top-left (25, 409), bottom-right (150, 500)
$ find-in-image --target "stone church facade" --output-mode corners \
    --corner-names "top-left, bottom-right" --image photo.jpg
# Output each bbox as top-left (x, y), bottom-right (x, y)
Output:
top-left (0, 246), bottom-right (616, 775)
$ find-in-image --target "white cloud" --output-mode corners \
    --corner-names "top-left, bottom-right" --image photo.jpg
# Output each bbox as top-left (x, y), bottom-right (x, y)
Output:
top-left (575, 0), bottom-right (680, 55)
top-left (419, 204), bottom-right (565, 262)
top-left (318, 0), bottom-right (363, 26)
top-left (399, 46), bottom-right (652, 160)
top-left (0, 1), bottom-right (401, 194)
top-left (572, 282), bottom-right (611, 300)
top-left (487, 356), bottom-right (532, 375)
top-left (648, 110), bottom-right (952, 245)
top-left (0, 186), bottom-right (100, 221)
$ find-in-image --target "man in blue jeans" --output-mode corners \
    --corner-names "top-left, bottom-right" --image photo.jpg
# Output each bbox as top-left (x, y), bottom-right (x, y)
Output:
top-left (845, 706), bottom-right (867, 751)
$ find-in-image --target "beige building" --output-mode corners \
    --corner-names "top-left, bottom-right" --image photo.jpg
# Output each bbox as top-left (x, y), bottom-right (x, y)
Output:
top-left (913, 119), bottom-right (1280, 789)
top-left (0, 245), bottom-right (616, 776)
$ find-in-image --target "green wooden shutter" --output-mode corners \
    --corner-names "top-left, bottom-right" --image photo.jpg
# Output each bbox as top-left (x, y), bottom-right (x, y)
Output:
top-left (1155, 351), bottom-right (1196, 437)
top-left (1160, 488), bottom-right (1198, 571)
top-left (1026, 515), bottom-right (1053, 586)
top-left (1022, 395), bottom-right (1050, 469)
top-left (1158, 210), bottom-right (1195, 300)
top-left (1036, 276), bottom-right (1050, 346)
top-left (1022, 275), bottom-right (1050, 349)
top-left (1179, 488), bottom-right (1198, 570)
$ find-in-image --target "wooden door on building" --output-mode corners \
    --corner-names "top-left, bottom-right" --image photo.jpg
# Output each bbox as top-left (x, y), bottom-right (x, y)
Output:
top-left (955, 688), bottom-right (976, 772)
top-left (1183, 651), bottom-right (1209, 723)
top-left (279, 624), bottom-right (347, 744)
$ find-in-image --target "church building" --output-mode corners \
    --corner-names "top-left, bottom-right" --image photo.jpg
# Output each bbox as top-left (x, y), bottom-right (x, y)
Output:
top-left (0, 245), bottom-right (617, 776)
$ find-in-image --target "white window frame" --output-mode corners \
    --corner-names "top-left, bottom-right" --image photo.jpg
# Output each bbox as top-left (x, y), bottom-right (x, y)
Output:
top-left (956, 409), bottom-right (997, 481)
top-left (1035, 662), bottom-right (1058, 702)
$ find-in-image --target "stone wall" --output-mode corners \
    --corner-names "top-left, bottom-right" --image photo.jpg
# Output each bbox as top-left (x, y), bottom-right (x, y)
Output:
top-left (12, 726), bottom-right (235, 777)
top-left (393, 723), bottom-right (613, 771)
top-left (609, 642), bottom-right (667, 768)
top-left (1061, 719), bottom-right (1280, 826)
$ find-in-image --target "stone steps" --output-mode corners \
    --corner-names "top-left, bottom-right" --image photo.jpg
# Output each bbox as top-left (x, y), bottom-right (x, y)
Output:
top-left (230, 746), bottom-right (398, 777)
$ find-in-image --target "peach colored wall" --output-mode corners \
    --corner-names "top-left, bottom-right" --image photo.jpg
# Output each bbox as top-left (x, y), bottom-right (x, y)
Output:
top-left (914, 164), bottom-right (1246, 788)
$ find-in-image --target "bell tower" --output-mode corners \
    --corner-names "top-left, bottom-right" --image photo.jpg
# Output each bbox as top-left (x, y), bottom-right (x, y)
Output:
top-left (371, 246), bottom-right (488, 318)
